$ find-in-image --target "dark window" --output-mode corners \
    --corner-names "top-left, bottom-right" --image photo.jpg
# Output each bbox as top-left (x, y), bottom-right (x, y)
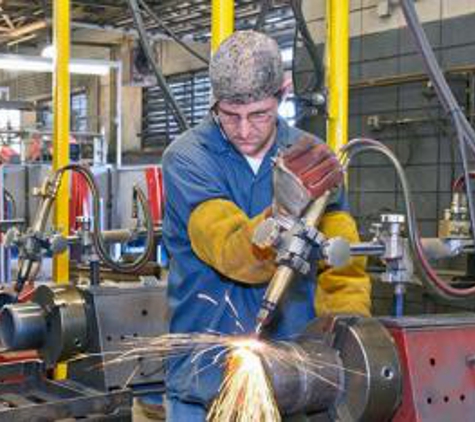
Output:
top-left (37, 91), bottom-right (88, 132)
top-left (142, 70), bottom-right (211, 150)
top-left (71, 92), bottom-right (88, 132)
top-left (37, 101), bottom-right (53, 130)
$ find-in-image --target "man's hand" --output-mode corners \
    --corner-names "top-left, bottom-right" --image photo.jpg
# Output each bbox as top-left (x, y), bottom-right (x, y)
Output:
top-left (282, 136), bottom-right (343, 199)
top-left (272, 136), bottom-right (344, 217)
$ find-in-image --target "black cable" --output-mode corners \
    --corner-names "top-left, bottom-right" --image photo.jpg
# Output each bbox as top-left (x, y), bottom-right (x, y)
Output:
top-left (253, 0), bottom-right (272, 32)
top-left (290, 0), bottom-right (324, 93)
top-left (127, 0), bottom-right (189, 132)
top-left (400, 0), bottom-right (475, 152)
top-left (138, 0), bottom-right (209, 65)
top-left (400, 0), bottom-right (475, 247)
top-left (400, 1), bottom-right (466, 128)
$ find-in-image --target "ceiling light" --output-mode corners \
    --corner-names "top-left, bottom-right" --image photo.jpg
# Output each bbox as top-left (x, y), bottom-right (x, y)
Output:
top-left (69, 62), bottom-right (110, 76)
top-left (0, 54), bottom-right (114, 76)
top-left (0, 56), bottom-right (51, 72)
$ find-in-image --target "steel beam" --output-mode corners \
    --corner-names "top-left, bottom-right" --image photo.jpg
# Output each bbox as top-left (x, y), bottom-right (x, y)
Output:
top-left (211, 0), bottom-right (234, 54)
top-left (52, 0), bottom-right (71, 380)
top-left (326, 0), bottom-right (349, 154)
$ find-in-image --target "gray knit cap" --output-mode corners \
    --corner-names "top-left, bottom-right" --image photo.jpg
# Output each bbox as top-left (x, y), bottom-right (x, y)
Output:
top-left (210, 30), bottom-right (284, 104)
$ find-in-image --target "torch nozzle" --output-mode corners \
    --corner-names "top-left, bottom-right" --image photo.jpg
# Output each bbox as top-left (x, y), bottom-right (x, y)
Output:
top-left (254, 320), bottom-right (265, 336)
top-left (254, 299), bottom-right (278, 336)
top-left (254, 194), bottom-right (332, 337)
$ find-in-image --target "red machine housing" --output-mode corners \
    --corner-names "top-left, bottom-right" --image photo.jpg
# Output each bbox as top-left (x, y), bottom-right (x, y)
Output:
top-left (145, 166), bottom-right (165, 225)
top-left (383, 315), bottom-right (475, 422)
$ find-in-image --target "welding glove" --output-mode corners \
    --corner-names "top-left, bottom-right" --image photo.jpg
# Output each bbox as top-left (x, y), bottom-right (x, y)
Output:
top-left (188, 138), bottom-right (344, 286)
top-left (252, 136), bottom-right (345, 268)
top-left (189, 199), bottom-right (276, 284)
top-left (273, 136), bottom-right (344, 217)
top-left (316, 211), bottom-right (372, 317)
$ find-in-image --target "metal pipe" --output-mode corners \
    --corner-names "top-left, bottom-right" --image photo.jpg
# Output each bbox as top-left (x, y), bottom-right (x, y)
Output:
top-left (7, 20), bottom-right (47, 38)
top-left (393, 284), bottom-right (405, 318)
top-left (116, 62), bottom-right (123, 168)
top-left (350, 242), bottom-right (386, 256)
top-left (211, 0), bottom-right (234, 54)
top-left (0, 285), bottom-right (89, 366)
top-left (14, 174), bottom-right (62, 294)
top-left (67, 227), bottom-right (161, 244)
top-left (420, 238), bottom-right (469, 261)
top-left (264, 317), bottom-right (402, 420)
top-left (6, 33), bottom-right (37, 47)
top-left (0, 303), bottom-right (46, 350)
top-left (52, 0), bottom-right (70, 286)
top-left (343, 138), bottom-right (475, 298)
top-left (52, 0), bottom-right (71, 381)
top-left (57, 165), bottom-right (155, 274)
top-left (326, 0), bottom-right (349, 153)
top-left (263, 337), bottom-right (343, 415)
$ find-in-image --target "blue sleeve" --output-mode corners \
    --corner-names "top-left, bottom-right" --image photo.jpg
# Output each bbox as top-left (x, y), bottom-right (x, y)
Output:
top-left (162, 148), bottom-right (231, 225)
top-left (326, 186), bottom-right (349, 213)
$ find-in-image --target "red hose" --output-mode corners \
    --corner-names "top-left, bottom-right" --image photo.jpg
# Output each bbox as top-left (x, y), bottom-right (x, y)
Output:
top-left (415, 239), bottom-right (475, 297)
top-left (452, 171), bottom-right (475, 192)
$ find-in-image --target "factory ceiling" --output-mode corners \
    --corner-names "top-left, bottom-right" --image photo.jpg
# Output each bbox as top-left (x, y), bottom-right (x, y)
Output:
top-left (0, 0), bottom-right (295, 49)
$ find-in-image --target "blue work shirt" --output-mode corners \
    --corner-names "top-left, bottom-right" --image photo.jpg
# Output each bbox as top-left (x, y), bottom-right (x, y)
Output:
top-left (162, 115), bottom-right (346, 407)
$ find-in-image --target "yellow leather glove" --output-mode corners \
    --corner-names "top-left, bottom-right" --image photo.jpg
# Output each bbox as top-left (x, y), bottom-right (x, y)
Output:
top-left (316, 211), bottom-right (372, 316)
top-left (188, 199), bottom-right (276, 284)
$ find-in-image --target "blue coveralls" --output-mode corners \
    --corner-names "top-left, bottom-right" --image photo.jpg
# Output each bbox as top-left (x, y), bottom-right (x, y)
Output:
top-left (162, 115), bottom-right (346, 421)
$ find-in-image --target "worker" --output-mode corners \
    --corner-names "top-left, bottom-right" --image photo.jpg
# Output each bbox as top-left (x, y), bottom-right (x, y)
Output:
top-left (162, 30), bottom-right (370, 421)
top-left (0, 145), bottom-right (19, 164)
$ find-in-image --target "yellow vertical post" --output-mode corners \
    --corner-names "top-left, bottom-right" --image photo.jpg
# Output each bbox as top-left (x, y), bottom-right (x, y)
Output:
top-left (52, 0), bottom-right (71, 380)
top-left (326, 0), bottom-right (350, 153)
top-left (211, 0), bottom-right (234, 54)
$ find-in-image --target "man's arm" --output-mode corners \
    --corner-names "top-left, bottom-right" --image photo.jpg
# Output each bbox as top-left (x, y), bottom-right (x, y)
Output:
top-left (316, 211), bottom-right (372, 316)
top-left (188, 199), bottom-right (276, 284)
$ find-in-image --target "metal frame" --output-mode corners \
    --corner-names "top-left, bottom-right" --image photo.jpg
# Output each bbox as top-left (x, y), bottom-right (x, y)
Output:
top-left (0, 1), bottom-right (294, 46)
top-left (0, 53), bottom-right (119, 75)
top-left (211, 0), bottom-right (234, 53)
top-left (52, 0), bottom-right (71, 288)
top-left (326, 0), bottom-right (349, 153)
top-left (0, 360), bottom-right (132, 421)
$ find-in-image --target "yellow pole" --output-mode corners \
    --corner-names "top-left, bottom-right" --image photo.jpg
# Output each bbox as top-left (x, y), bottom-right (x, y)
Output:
top-left (326, 0), bottom-right (349, 153)
top-left (211, 0), bottom-right (234, 54)
top-left (52, 0), bottom-right (71, 380)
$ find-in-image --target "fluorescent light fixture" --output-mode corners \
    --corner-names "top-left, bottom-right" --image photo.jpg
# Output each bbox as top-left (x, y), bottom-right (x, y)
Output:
top-left (0, 57), bottom-right (51, 72)
top-left (0, 53), bottom-right (116, 76)
top-left (70, 62), bottom-right (110, 76)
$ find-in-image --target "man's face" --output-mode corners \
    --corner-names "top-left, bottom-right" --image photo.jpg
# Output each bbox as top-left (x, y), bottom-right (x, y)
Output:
top-left (215, 97), bottom-right (279, 158)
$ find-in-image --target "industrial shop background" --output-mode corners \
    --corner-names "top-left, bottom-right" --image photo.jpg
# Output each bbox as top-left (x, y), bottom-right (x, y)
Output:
top-left (0, 1), bottom-right (473, 421)
top-left (1, 2), bottom-right (473, 234)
